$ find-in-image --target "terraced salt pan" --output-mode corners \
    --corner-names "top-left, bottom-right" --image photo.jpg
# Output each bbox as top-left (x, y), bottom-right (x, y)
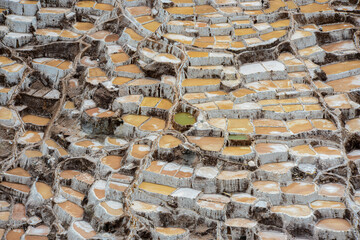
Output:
top-left (310, 200), bottom-right (345, 210)
top-left (69, 221), bottom-right (96, 239)
top-left (89, 180), bottom-right (106, 204)
top-left (99, 201), bottom-right (123, 216)
top-left (271, 204), bottom-right (312, 217)
top-left (1, 0), bottom-right (359, 238)
top-left (187, 136), bottom-right (224, 151)
top-left (130, 144), bottom-right (150, 159)
top-left (321, 60), bottom-right (360, 81)
top-left (18, 131), bottom-right (43, 144)
top-left (159, 135), bottom-right (182, 148)
top-left (225, 218), bottom-right (257, 228)
top-left (316, 218), bottom-right (351, 231)
top-left (138, 182), bottom-right (177, 203)
top-left (327, 75), bottom-right (360, 92)
top-left (154, 227), bottom-right (187, 237)
top-left (318, 183), bottom-right (345, 198)
top-left (321, 40), bottom-right (356, 53)
top-left (258, 231), bottom-right (287, 240)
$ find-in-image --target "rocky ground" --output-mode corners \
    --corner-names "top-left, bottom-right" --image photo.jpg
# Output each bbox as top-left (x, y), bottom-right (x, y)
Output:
top-left (1, 0), bottom-right (360, 239)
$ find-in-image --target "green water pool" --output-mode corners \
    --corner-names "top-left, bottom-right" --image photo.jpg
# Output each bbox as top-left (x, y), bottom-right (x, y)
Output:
top-left (228, 134), bottom-right (248, 140)
top-left (174, 112), bottom-right (196, 126)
